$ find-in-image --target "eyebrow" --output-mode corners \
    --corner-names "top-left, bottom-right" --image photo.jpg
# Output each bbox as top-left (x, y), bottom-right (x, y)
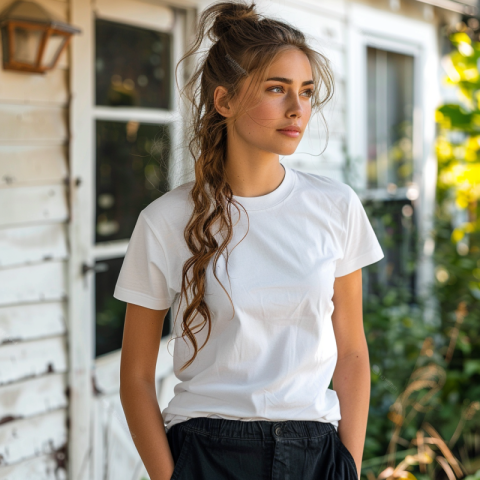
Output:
top-left (265, 77), bottom-right (314, 86)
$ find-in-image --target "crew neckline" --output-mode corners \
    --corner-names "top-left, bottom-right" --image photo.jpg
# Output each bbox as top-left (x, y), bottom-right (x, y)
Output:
top-left (231, 164), bottom-right (295, 212)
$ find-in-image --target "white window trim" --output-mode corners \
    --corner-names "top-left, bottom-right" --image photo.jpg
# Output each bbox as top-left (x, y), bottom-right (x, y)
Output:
top-left (345, 3), bottom-right (440, 314)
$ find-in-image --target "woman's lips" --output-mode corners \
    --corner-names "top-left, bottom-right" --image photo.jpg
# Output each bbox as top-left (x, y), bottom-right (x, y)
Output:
top-left (277, 129), bottom-right (300, 137)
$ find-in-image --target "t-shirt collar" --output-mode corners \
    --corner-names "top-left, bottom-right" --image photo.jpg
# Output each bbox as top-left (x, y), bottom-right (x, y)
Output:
top-left (231, 164), bottom-right (295, 212)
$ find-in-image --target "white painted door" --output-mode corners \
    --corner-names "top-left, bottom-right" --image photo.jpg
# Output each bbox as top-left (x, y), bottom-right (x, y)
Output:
top-left (69, 1), bottom-right (194, 479)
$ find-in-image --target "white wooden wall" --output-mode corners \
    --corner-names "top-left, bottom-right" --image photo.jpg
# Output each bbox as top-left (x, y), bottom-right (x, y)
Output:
top-left (0, 0), bottom-right (70, 477)
top-left (271, 0), bottom-right (347, 180)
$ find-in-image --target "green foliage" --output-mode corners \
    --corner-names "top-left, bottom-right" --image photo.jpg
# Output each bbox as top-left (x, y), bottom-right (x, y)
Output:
top-left (354, 28), bottom-right (480, 479)
top-left (432, 31), bottom-right (480, 454)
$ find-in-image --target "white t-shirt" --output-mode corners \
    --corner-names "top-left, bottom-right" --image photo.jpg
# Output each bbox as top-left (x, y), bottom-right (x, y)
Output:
top-left (113, 165), bottom-right (384, 433)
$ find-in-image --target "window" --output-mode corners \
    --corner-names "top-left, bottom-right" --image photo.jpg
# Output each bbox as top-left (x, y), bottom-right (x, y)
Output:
top-left (366, 47), bottom-right (415, 189)
top-left (95, 257), bottom-right (172, 357)
top-left (93, 16), bottom-right (177, 357)
top-left (365, 46), bottom-right (417, 298)
top-left (95, 18), bottom-right (172, 109)
top-left (95, 120), bottom-right (170, 243)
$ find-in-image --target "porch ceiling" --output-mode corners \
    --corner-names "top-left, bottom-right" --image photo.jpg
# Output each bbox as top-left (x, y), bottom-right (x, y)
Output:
top-left (414, 0), bottom-right (478, 15)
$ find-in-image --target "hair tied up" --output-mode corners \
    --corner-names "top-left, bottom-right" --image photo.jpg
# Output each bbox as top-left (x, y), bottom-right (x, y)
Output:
top-left (225, 53), bottom-right (248, 77)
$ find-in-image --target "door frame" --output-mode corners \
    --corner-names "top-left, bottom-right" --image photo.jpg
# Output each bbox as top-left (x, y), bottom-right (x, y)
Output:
top-left (68, 1), bottom-right (196, 478)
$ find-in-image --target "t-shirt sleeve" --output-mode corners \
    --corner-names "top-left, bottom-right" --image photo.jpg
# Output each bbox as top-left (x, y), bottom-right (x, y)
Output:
top-left (334, 185), bottom-right (384, 278)
top-left (113, 210), bottom-right (176, 310)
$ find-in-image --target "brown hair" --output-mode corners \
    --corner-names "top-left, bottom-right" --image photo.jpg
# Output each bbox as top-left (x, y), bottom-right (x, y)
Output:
top-left (169, 0), bottom-right (335, 371)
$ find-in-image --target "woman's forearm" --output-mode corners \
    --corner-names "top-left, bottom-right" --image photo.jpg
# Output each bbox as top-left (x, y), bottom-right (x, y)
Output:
top-left (332, 348), bottom-right (371, 477)
top-left (120, 378), bottom-right (174, 480)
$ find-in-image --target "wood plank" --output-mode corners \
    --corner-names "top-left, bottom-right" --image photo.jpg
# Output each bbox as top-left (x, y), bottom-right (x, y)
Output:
top-left (279, 0), bottom-right (347, 18)
top-left (0, 261), bottom-right (67, 308)
top-left (157, 337), bottom-right (174, 380)
top-left (0, 185), bottom-right (68, 227)
top-left (0, 69), bottom-right (69, 105)
top-left (0, 372), bottom-right (67, 422)
top-left (316, 44), bottom-right (345, 81)
top-left (0, 105), bottom-right (67, 144)
top-left (93, 0), bottom-right (175, 32)
top-left (0, 0), bottom-right (68, 20)
top-left (96, 393), bottom-right (144, 480)
top-left (94, 350), bottom-right (121, 396)
top-left (158, 371), bottom-right (180, 416)
top-left (0, 452), bottom-right (60, 480)
top-left (308, 106), bottom-right (345, 137)
top-left (288, 136), bottom-right (345, 169)
top-left (95, 336), bottom-right (173, 396)
top-left (274, 2), bottom-right (345, 48)
top-left (0, 335), bottom-right (67, 385)
top-left (91, 395), bottom-right (104, 480)
top-left (0, 146), bottom-right (67, 187)
top-left (0, 223), bottom-right (68, 268)
top-left (285, 158), bottom-right (346, 184)
top-left (69, 0), bottom-right (95, 477)
top-left (0, 302), bottom-right (66, 344)
top-left (0, 408), bottom-right (67, 466)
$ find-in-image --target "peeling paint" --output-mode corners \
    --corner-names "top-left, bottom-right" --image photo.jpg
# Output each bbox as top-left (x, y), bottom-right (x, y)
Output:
top-left (0, 414), bottom-right (23, 425)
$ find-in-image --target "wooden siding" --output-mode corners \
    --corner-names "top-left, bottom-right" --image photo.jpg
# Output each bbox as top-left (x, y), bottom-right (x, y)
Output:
top-left (0, 224), bottom-right (68, 268)
top-left (0, 452), bottom-right (62, 480)
top-left (0, 0), bottom-right (70, 475)
top-left (274, 3), bottom-right (348, 180)
top-left (0, 409), bottom-right (67, 466)
top-left (0, 302), bottom-right (66, 344)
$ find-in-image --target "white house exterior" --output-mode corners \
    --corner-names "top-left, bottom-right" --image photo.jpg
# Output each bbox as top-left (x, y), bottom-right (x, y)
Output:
top-left (0, 0), bottom-right (470, 478)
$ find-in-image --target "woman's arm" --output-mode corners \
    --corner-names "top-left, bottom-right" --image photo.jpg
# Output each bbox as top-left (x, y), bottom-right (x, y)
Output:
top-left (120, 303), bottom-right (174, 480)
top-left (331, 268), bottom-right (371, 478)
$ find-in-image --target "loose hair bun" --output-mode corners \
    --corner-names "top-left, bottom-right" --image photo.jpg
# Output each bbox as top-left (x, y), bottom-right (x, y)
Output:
top-left (211, 1), bottom-right (257, 40)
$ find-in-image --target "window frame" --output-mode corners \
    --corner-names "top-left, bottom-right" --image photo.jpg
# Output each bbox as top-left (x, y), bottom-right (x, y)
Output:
top-left (345, 3), bottom-right (440, 299)
top-left (89, 10), bottom-right (187, 361)
top-left (92, 10), bottom-right (185, 261)
top-left (346, 4), bottom-right (439, 198)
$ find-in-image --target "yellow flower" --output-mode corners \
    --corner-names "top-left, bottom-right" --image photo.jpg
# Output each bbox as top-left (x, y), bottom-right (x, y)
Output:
top-left (452, 228), bottom-right (465, 242)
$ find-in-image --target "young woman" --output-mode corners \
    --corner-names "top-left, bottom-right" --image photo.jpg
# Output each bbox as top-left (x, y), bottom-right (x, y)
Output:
top-left (114, 1), bottom-right (384, 479)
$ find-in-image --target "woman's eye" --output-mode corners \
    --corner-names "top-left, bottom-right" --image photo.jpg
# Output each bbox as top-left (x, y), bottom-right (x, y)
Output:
top-left (268, 86), bottom-right (314, 97)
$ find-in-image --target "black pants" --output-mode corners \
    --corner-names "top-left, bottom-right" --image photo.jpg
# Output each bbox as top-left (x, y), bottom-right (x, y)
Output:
top-left (166, 417), bottom-right (359, 479)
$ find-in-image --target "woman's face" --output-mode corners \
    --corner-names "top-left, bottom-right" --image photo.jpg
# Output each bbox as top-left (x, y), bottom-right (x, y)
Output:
top-left (219, 48), bottom-right (314, 156)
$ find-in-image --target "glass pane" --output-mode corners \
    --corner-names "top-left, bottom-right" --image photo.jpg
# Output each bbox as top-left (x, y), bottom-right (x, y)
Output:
top-left (95, 120), bottom-right (170, 243)
top-left (367, 47), bottom-right (414, 189)
top-left (362, 198), bottom-right (417, 301)
top-left (95, 257), bottom-right (172, 358)
top-left (13, 27), bottom-right (42, 64)
top-left (42, 32), bottom-right (66, 68)
top-left (95, 18), bottom-right (171, 109)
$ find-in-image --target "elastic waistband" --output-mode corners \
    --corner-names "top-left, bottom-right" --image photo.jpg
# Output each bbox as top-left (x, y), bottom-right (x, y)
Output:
top-left (179, 417), bottom-right (336, 440)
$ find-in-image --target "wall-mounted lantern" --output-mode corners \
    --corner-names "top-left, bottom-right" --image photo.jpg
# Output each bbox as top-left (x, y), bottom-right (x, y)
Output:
top-left (0, 0), bottom-right (81, 74)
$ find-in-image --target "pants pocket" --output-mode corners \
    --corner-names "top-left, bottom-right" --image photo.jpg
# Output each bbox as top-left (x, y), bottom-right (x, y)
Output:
top-left (335, 435), bottom-right (359, 479)
top-left (167, 426), bottom-right (193, 480)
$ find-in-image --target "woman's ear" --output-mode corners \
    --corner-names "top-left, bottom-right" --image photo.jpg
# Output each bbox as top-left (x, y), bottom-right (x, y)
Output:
top-left (214, 85), bottom-right (233, 117)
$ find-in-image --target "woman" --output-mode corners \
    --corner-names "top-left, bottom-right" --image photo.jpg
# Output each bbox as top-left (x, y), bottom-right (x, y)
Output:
top-left (114, 1), bottom-right (384, 479)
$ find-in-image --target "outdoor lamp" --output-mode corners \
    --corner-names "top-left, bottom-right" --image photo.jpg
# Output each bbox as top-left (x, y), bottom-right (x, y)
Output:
top-left (0, 0), bottom-right (81, 74)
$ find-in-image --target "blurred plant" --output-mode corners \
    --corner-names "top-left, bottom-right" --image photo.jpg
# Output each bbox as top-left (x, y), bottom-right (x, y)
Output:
top-left (359, 302), bottom-right (480, 479)
top-left (432, 27), bottom-right (480, 458)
